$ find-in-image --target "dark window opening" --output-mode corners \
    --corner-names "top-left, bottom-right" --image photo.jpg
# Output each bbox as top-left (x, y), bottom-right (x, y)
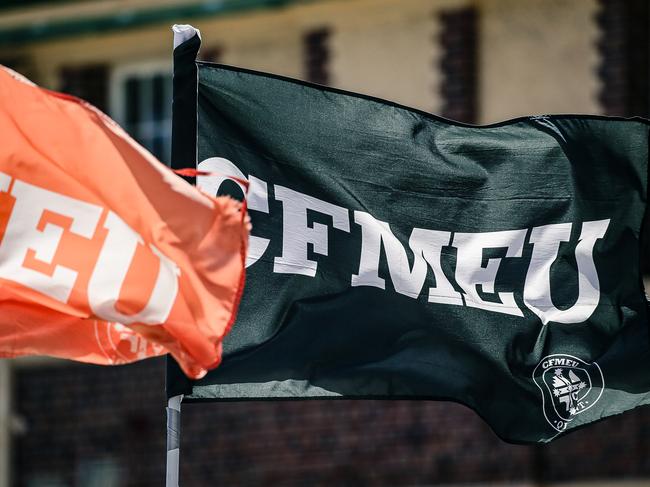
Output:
top-left (118, 71), bottom-right (172, 164)
top-left (60, 64), bottom-right (109, 113)
top-left (304, 27), bottom-right (331, 86)
top-left (198, 47), bottom-right (223, 63)
top-left (597, 0), bottom-right (650, 274)
top-left (597, 0), bottom-right (650, 118)
top-left (438, 7), bottom-right (478, 123)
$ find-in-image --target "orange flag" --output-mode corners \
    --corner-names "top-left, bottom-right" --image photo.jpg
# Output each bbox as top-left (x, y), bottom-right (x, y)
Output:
top-left (0, 66), bottom-right (249, 379)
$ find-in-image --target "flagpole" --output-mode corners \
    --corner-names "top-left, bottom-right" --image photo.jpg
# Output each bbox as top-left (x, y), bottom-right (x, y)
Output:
top-left (167, 24), bottom-right (200, 487)
top-left (165, 394), bottom-right (183, 487)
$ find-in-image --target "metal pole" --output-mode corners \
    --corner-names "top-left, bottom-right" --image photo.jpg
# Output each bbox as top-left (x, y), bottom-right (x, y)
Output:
top-left (167, 24), bottom-right (199, 487)
top-left (165, 394), bottom-right (183, 487)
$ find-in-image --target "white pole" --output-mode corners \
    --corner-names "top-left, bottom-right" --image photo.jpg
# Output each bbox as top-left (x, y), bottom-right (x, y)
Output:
top-left (165, 394), bottom-right (183, 487)
top-left (0, 360), bottom-right (11, 487)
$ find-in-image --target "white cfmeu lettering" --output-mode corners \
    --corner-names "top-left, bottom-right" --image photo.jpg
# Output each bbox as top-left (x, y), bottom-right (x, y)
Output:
top-left (87, 211), bottom-right (180, 325)
top-left (524, 220), bottom-right (610, 324)
top-left (0, 172), bottom-right (180, 325)
top-left (453, 229), bottom-right (527, 317)
top-left (197, 158), bottom-right (612, 325)
top-left (197, 157), bottom-right (270, 268)
top-left (273, 185), bottom-right (350, 277)
top-left (352, 211), bottom-right (462, 305)
top-left (542, 358), bottom-right (580, 369)
top-left (0, 176), bottom-right (102, 302)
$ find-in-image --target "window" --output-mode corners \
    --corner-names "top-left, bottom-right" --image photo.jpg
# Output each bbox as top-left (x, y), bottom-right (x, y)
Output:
top-left (110, 62), bottom-right (172, 164)
top-left (76, 457), bottom-right (122, 487)
top-left (438, 7), bottom-right (478, 123)
top-left (596, 0), bottom-right (650, 274)
top-left (60, 64), bottom-right (109, 113)
top-left (26, 473), bottom-right (66, 487)
top-left (597, 0), bottom-right (650, 117)
top-left (303, 27), bottom-right (331, 85)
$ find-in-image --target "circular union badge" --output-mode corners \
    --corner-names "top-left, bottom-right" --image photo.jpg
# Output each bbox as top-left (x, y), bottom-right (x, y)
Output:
top-left (532, 354), bottom-right (604, 432)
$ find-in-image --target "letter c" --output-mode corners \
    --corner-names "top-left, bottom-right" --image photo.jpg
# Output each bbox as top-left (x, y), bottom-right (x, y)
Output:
top-left (197, 157), bottom-right (270, 268)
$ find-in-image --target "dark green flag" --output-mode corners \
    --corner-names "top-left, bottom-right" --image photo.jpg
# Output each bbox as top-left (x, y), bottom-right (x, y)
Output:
top-left (167, 31), bottom-right (650, 443)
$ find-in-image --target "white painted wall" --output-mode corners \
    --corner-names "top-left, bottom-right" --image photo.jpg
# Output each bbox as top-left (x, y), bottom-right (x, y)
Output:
top-left (479, 0), bottom-right (600, 123)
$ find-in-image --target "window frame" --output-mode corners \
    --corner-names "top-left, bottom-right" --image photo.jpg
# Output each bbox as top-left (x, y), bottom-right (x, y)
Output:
top-left (109, 60), bottom-right (173, 163)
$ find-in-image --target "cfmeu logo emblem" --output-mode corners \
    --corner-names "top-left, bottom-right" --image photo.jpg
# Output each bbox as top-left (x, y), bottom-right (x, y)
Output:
top-left (533, 354), bottom-right (604, 432)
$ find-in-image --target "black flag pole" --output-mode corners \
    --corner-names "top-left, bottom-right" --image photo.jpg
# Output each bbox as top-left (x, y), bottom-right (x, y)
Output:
top-left (166, 24), bottom-right (201, 487)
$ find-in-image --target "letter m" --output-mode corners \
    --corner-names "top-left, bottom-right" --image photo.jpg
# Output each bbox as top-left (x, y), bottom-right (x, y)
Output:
top-left (351, 211), bottom-right (462, 305)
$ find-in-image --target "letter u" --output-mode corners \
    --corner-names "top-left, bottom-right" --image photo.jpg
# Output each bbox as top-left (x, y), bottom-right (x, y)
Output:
top-left (524, 219), bottom-right (610, 324)
top-left (87, 211), bottom-right (179, 325)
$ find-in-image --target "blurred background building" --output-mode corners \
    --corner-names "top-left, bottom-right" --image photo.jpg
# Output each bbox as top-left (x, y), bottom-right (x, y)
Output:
top-left (1, 0), bottom-right (649, 485)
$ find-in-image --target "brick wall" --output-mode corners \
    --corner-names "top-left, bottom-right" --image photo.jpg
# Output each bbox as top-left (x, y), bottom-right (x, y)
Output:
top-left (12, 360), bottom-right (167, 487)
top-left (11, 360), bottom-right (650, 486)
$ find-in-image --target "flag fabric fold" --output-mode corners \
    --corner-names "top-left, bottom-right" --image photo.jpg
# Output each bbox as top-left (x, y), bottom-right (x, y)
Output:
top-left (166, 29), bottom-right (650, 443)
top-left (0, 66), bottom-right (249, 379)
